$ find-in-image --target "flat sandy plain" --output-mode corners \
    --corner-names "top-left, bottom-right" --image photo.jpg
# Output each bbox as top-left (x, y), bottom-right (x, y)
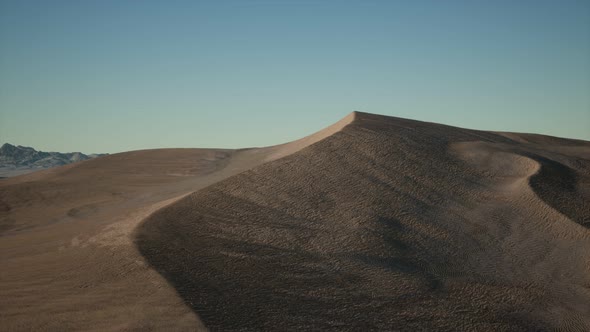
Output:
top-left (1, 112), bottom-right (589, 331)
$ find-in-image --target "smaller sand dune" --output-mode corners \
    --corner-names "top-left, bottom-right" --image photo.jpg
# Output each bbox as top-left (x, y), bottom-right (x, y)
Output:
top-left (454, 140), bottom-right (590, 228)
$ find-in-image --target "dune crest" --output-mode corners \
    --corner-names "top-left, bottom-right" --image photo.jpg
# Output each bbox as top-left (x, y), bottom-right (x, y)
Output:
top-left (262, 111), bottom-right (357, 162)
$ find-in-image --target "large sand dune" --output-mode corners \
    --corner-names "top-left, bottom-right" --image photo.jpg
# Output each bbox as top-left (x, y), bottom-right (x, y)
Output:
top-left (2, 112), bottom-right (590, 331)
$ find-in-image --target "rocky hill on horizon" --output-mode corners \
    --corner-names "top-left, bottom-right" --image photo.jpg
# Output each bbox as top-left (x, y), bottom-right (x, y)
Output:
top-left (0, 143), bottom-right (105, 178)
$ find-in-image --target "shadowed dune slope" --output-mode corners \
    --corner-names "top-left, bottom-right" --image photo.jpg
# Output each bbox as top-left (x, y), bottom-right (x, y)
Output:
top-left (137, 112), bottom-right (590, 331)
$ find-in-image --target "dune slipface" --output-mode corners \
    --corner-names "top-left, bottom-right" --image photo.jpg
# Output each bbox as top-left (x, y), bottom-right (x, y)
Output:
top-left (137, 112), bottom-right (590, 331)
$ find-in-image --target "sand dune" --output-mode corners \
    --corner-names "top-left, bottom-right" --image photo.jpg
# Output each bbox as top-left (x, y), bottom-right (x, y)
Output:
top-left (138, 112), bottom-right (590, 331)
top-left (2, 112), bottom-right (590, 331)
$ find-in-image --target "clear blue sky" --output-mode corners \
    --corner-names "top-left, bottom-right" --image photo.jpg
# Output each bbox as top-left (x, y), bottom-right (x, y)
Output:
top-left (1, 0), bottom-right (589, 153)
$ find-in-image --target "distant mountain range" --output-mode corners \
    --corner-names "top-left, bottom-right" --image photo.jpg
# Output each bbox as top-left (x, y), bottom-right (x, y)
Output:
top-left (0, 143), bottom-right (106, 178)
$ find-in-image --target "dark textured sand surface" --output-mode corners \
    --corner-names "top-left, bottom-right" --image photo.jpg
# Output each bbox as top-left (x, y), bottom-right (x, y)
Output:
top-left (138, 112), bottom-right (590, 331)
top-left (2, 112), bottom-right (590, 331)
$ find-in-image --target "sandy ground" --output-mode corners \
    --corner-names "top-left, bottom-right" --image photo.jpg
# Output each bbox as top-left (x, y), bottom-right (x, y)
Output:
top-left (2, 112), bottom-right (590, 331)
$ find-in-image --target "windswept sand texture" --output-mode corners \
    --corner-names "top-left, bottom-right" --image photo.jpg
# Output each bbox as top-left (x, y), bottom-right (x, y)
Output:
top-left (137, 112), bottom-right (590, 331)
top-left (2, 112), bottom-right (590, 331)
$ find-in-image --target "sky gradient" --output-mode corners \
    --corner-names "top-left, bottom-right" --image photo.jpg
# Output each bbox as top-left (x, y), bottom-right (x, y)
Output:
top-left (1, 0), bottom-right (589, 153)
